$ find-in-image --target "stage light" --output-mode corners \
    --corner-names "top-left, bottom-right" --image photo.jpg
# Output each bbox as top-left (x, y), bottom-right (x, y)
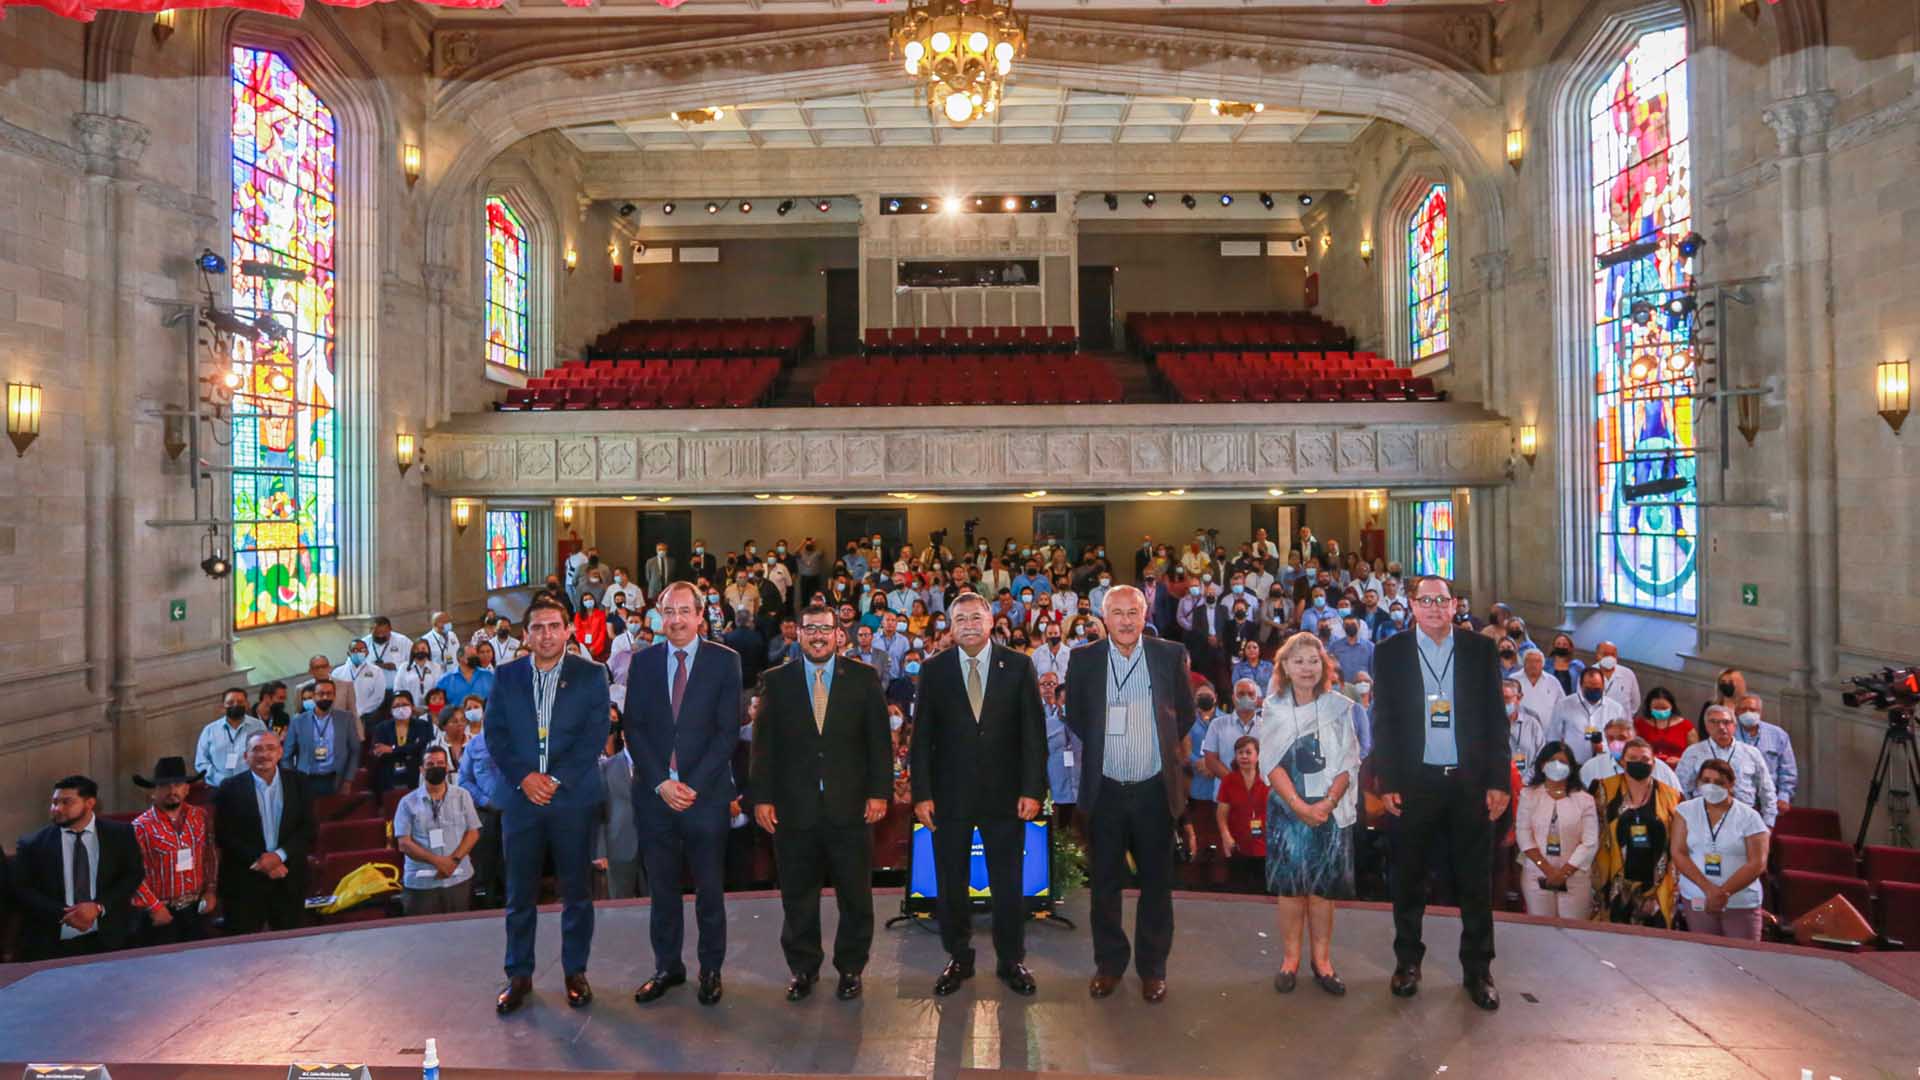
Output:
top-left (1181, 194), bottom-right (1197, 210)
top-left (1298, 193), bottom-right (1314, 207)
top-left (1879, 358), bottom-right (1911, 434)
top-left (1219, 193), bottom-right (1234, 207)
top-left (196, 249), bottom-right (227, 274)
top-left (739, 200), bottom-right (753, 213)
top-left (401, 143), bottom-right (422, 188)
top-left (1518, 424), bottom-right (1538, 467)
top-left (943, 195), bottom-right (963, 214)
top-left (395, 433), bottom-right (415, 476)
top-left (1103, 193), bottom-right (1119, 211)
top-left (1142, 192), bottom-right (1157, 207)
top-left (1630, 299), bottom-right (1655, 325)
top-left (1002, 196), bottom-right (1019, 211)
top-left (661, 202), bottom-right (676, 215)
top-left (1678, 231), bottom-right (1707, 258)
top-left (816, 199), bottom-right (832, 212)
top-left (776, 199), bottom-right (794, 216)
top-left (1258, 192), bottom-right (1274, 210)
top-left (6, 381), bottom-right (41, 457)
top-left (619, 203), bottom-right (637, 217)
top-left (200, 552), bottom-right (230, 579)
top-left (886, 198), bottom-right (902, 213)
top-left (1028, 197), bottom-right (1042, 210)
top-left (706, 201), bottom-right (720, 214)
top-left (917, 200), bottom-right (930, 212)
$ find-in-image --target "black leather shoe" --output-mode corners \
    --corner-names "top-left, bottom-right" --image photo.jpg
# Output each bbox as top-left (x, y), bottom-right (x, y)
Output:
top-left (1311, 967), bottom-right (1346, 997)
top-left (633, 970), bottom-right (686, 1004)
top-left (997, 963), bottom-right (1037, 996)
top-left (496, 976), bottom-right (533, 1015)
top-left (1272, 969), bottom-right (1297, 994)
top-left (564, 973), bottom-right (593, 1008)
top-left (786, 973), bottom-right (817, 1002)
top-left (697, 971), bottom-right (724, 1006)
top-left (1466, 974), bottom-right (1500, 1011)
top-left (1390, 965), bottom-right (1421, 998)
top-left (932, 958), bottom-right (975, 996)
top-left (836, 972), bottom-right (863, 1000)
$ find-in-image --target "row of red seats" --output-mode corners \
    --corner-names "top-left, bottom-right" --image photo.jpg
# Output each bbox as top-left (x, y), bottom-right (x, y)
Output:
top-left (532, 356), bottom-right (780, 387)
top-left (815, 353), bottom-right (1121, 407)
top-left (863, 325), bottom-right (1077, 354)
top-left (499, 357), bottom-right (779, 410)
top-left (1157, 355), bottom-right (1439, 403)
top-left (1127, 310), bottom-right (1350, 350)
top-left (1158, 349), bottom-right (1411, 378)
top-left (589, 316), bottom-right (812, 359)
top-left (1769, 807), bottom-right (1920, 946)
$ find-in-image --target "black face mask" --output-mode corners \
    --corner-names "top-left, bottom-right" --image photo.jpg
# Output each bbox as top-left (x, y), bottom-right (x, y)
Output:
top-left (1623, 760), bottom-right (1654, 782)
top-left (315, 699), bottom-right (335, 712)
top-left (225, 704), bottom-right (250, 721)
top-left (1195, 698), bottom-right (1216, 712)
top-left (1718, 680), bottom-right (1736, 697)
top-left (423, 766), bottom-right (449, 785)
top-left (269, 703), bottom-right (288, 721)
top-left (1551, 647), bottom-right (1571, 658)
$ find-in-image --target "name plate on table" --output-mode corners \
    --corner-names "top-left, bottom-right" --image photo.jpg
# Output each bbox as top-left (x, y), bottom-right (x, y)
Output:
top-left (24, 1067), bottom-right (112, 1080)
top-left (287, 1066), bottom-right (372, 1080)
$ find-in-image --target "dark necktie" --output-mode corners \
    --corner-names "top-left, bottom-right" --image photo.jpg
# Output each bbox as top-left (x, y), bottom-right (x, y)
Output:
top-left (71, 829), bottom-right (91, 905)
top-left (671, 649), bottom-right (689, 719)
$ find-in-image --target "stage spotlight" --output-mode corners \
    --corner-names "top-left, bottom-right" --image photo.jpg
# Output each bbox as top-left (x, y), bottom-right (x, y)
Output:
top-left (886, 198), bottom-right (901, 213)
top-left (618, 202), bottom-right (637, 217)
top-left (1142, 192), bottom-right (1157, 207)
top-left (1219, 193), bottom-right (1234, 207)
top-left (1665, 294), bottom-right (1697, 318)
top-left (706, 201), bottom-right (721, 214)
top-left (196, 249), bottom-right (228, 274)
top-left (816, 198), bottom-right (832, 212)
top-left (1678, 231), bottom-right (1707, 258)
top-left (1630, 299), bottom-right (1655, 326)
top-left (738, 200), bottom-right (753, 213)
top-left (661, 202), bottom-right (676, 215)
top-left (776, 199), bottom-right (795, 216)
top-left (1181, 194), bottom-right (1197, 210)
top-left (1298, 193), bottom-right (1315, 207)
top-left (1258, 192), bottom-right (1274, 210)
top-left (1002, 196), bottom-right (1019, 211)
top-left (1103, 192), bottom-right (1119, 211)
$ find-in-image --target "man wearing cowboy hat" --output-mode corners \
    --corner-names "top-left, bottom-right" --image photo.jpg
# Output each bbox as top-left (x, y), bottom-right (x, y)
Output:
top-left (130, 756), bottom-right (220, 947)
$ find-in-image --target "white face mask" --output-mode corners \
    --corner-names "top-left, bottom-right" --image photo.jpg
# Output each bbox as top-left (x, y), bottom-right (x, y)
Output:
top-left (1597, 655), bottom-right (1617, 670)
top-left (391, 705), bottom-right (413, 721)
top-left (888, 713), bottom-right (905, 732)
top-left (464, 707), bottom-right (483, 724)
top-left (1737, 711), bottom-right (1761, 729)
top-left (1542, 760), bottom-right (1571, 782)
top-left (1698, 782), bottom-right (1730, 805)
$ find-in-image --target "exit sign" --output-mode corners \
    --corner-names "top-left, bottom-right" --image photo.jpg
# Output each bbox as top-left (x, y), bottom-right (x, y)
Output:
top-left (168, 599), bottom-right (187, 622)
top-left (1740, 584), bottom-right (1759, 607)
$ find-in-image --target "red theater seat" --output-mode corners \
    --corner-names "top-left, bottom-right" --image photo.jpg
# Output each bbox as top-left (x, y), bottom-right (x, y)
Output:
top-left (1776, 806), bottom-right (1844, 842)
top-left (309, 848), bottom-right (404, 923)
top-left (1863, 845), bottom-right (1920, 888)
top-left (1775, 869), bottom-right (1872, 925)
top-left (1772, 835), bottom-right (1858, 878)
top-left (318, 817), bottom-right (391, 854)
top-left (1880, 881), bottom-right (1920, 948)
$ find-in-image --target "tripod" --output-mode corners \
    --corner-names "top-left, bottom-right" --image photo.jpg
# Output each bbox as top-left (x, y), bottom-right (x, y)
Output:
top-left (1854, 715), bottom-right (1920, 850)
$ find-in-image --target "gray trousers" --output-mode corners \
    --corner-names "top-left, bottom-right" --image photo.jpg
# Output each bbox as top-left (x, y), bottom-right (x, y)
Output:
top-left (595, 858), bottom-right (645, 900)
top-left (403, 879), bottom-right (474, 917)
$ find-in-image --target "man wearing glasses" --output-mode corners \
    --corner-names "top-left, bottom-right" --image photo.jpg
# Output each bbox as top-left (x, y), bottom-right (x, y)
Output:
top-left (750, 604), bottom-right (892, 1002)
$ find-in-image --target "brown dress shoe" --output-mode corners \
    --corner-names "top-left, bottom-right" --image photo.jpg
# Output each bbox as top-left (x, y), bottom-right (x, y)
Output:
top-left (565, 973), bottom-right (593, 1008)
top-left (496, 976), bottom-right (533, 1015)
top-left (1088, 974), bottom-right (1121, 999)
top-left (1141, 977), bottom-right (1168, 1003)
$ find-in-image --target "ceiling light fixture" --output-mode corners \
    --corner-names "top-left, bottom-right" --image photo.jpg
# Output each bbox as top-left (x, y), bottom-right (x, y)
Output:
top-left (1142, 192), bottom-right (1157, 208)
top-left (1259, 192), bottom-right (1274, 210)
top-left (1298, 193), bottom-right (1315, 207)
top-left (738, 200), bottom-right (753, 213)
top-left (1208, 99), bottom-right (1264, 120)
top-left (705, 201), bottom-right (720, 214)
top-left (943, 195), bottom-right (964, 214)
top-left (816, 198), bottom-right (832, 212)
top-left (890, 0), bottom-right (1028, 126)
top-left (661, 202), bottom-right (676, 215)
top-left (1218, 193), bottom-right (1234, 207)
top-left (670, 107), bottom-right (726, 126)
top-left (1103, 192), bottom-right (1119, 211)
top-left (776, 199), bottom-right (794, 216)
top-left (1180, 194), bottom-right (1197, 210)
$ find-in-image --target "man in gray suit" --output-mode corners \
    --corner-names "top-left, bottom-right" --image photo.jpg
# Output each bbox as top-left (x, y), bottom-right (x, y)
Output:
top-left (593, 726), bottom-right (645, 899)
top-left (644, 542), bottom-right (676, 604)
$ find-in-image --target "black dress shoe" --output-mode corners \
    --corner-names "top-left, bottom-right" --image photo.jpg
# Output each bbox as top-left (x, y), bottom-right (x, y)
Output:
top-left (1390, 965), bottom-right (1421, 998)
top-left (1272, 969), bottom-right (1297, 994)
top-left (997, 963), bottom-right (1037, 996)
top-left (1311, 967), bottom-right (1346, 997)
top-left (932, 958), bottom-right (975, 996)
top-left (697, 971), bottom-right (724, 1006)
top-left (786, 973), bottom-right (817, 1002)
top-left (496, 976), bottom-right (533, 1015)
top-left (836, 972), bottom-right (863, 1000)
top-left (633, 971), bottom-right (686, 1004)
top-left (565, 973), bottom-right (593, 1008)
top-left (1466, 974), bottom-right (1500, 1011)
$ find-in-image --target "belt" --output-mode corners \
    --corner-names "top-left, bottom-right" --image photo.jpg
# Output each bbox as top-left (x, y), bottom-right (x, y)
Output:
top-left (1420, 764), bottom-right (1460, 776)
top-left (166, 896), bottom-right (204, 912)
top-left (1105, 774), bottom-right (1164, 788)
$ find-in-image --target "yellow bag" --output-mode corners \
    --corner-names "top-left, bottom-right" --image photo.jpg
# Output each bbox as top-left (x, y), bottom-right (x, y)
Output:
top-left (310, 861), bottom-right (402, 914)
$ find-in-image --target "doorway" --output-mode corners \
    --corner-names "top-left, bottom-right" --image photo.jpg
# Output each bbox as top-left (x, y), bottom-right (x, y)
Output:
top-left (1033, 505), bottom-right (1106, 566)
top-left (836, 509), bottom-right (908, 566)
top-left (636, 510), bottom-right (693, 578)
top-left (1077, 265), bottom-right (1116, 351)
top-left (825, 268), bottom-right (862, 356)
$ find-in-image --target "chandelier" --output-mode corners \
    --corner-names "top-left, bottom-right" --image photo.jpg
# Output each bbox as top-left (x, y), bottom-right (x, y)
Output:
top-left (1208, 99), bottom-right (1265, 119)
top-left (889, 0), bottom-right (1029, 126)
top-left (670, 107), bottom-right (726, 125)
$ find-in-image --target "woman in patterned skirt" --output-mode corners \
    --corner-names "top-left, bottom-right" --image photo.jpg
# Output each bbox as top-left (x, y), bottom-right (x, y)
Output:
top-left (1259, 631), bottom-right (1363, 997)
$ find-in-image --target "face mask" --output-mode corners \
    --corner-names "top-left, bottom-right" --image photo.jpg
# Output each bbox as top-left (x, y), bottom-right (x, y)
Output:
top-left (1337, 605), bottom-right (1352, 616)
top-left (1391, 610), bottom-right (1407, 623)
top-left (465, 707), bottom-right (483, 724)
top-left (1195, 697), bottom-right (1216, 713)
top-left (776, 546), bottom-right (786, 555)
top-left (657, 550), bottom-right (668, 558)
top-left (1607, 739), bottom-right (1626, 760)
top-left (413, 654), bottom-right (429, 664)
top-left (1542, 760), bottom-right (1571, 782)
top-left (1099, 577), bottom-right (1111, 587)
top-left (1343, 622), bottom-right (1360, 638)
top-left (1313, 597), bottom-right (1326, 609)
top-left (707, 593), bottom-right (721, 605)
top-left (1717, 679), bottom-right (1736, 698)
top-left (1623, 760), bottom-right (1654, 781)
top-left (1231, 583), bottom-right (1245, 594)
top-left (1699, 782), bottom-right (1730, 805)
top-left (1201, 574), bottom-right (1213, 584)
top-left (1737, 711), bottom-right (1761, 729)
top-left (934, 619), bottom-right (946, 630)
top-left (1500, 653), bottom-right (1517, 666)
top-left (349, 652), bottom-right (367, 667)
top-left (301, 698), bottom-right (316, 713)
top-left (1234, 694), bottom-right (1259, 712)
top-left (1582, 687), bottom-right (1604, 704)
top-left (1047, 634), bottom-right (1061, 644)
top-left (225, 704), bottom-right (249, 721)
top-left (889, 713), bottom-right (904, 732)
top-left (905, 660), bottom-right (922, 676)
top-left (979, 544), bottom-right (988, 551)
top-left (1650, 707), bottom-right (1672, 720)
top-left (1550, 646), bottom-right (1570, 658)
top-left (1021, 594), bottom-right (1034, 604)
top-left (392, 705), bottom-right (412, 721)
top-left (423, 766), bottom-right (449, 785)
top-left (1353, 682), bottom-right (1371, 698)
top-left (1505, 702), bottom-right (1518, 717)
top-left (1596, 655), bottom-right (1617, 671)
top-left (581, 598), bottom-right (594, 609)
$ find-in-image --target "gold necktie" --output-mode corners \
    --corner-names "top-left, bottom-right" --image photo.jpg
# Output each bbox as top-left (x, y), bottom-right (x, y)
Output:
top-left (966, 657), bottom-right (984, 721)
top-left (812, 667), bottom-right (829, 734)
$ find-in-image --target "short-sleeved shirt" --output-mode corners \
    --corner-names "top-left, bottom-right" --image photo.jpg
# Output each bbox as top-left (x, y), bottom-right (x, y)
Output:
top-left (1674, 797), bottom-right (1768, 910)
top-left (394, 783), bottom-right (481, 890)
top-left (1216, 770), bottom-right (1271, 858)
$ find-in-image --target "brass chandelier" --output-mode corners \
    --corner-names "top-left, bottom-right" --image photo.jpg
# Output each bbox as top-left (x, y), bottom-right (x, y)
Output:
top-left (889, 0), bottom-right (1029, 126)
top-left (1208, 99), bottom-right (1265, 120)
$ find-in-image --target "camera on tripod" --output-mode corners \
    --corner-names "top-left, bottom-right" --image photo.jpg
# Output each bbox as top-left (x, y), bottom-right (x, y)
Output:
top-left (928, 528), bottom-right (948, 552)
top-left (1841, 665), bottom-right (1920, 849)
top-left (1841, 666), bottom-right (1918, 726)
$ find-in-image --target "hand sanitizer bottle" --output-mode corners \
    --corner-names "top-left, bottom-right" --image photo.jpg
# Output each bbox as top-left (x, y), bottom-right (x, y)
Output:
top-left (423, 1037), bottom-right (440, 1080)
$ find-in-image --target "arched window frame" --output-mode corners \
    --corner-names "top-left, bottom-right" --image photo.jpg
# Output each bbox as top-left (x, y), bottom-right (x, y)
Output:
top-left (1377, 157), bottom-right (1452, 373)
top-left (476, 180), bottom-right (558, 380)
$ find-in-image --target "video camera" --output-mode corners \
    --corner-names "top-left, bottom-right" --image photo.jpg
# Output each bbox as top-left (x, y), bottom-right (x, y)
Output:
top-left (929, 528), bottom-right (948, 552)
top-left (1841, 666), bottom-right (1918, 729)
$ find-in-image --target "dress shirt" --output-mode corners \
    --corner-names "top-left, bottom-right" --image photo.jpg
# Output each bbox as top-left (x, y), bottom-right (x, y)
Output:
top-left (1416, 629), bottom-right (1459, 767)
top-left (332, 659), bottom-right (386, 719)
top-left (434, 667), bottom-right (495, 709)
top-left (1045, 704), bottom-right (1083, 804)
top-left (394, 660), bottom-right (443, 705)
top-left (422, 627), bottom-right (464, 669)
top-left (456, 729), bottom-right (505, 809)
top-left (359, 632), bottom-right (413, 694)
top-left (802, 653), bottom-right (836, 697)
top-left (1326, 635), bottom-right (1375, 679)
top-left (194, 715), bottom-right (268, 786)
top-left (1101, 642), bottom-right (1160, 782)
top-left (1203, 709), bottom-right (1262, 768)
top-left (1736, 720), bottom-right (1799, 804)
top-left (843, 552), bottom-right (869, 578)
top-left (131, 804), bottom-right (216, 912)
top-left (663, 636), bottom-right (702, 706)
top-left (874, 631), bottom-right (910, 669)
top-left (1548, 694), bottom-right (1629, 766)
top-left (531, 659), bottom-right (562, 774)
top-left (395, 783), bottom-right (480, 889)
top-left (1031, 643), bottom-right (1072, 683)
top-left (1578, 752), bottom-right (1681, 791)
top-left (1087, 584), bottom-right (1111, 617)
top-left (252, 768), bottom-right (286, 862)
top-left (1518, 672), bottom-right (1565, 724)
top-left (1676, 739), bottom-right (1778, 825)
top-left (1675, 798), bottom-right (1769, 909)
top-left (1598, 662), bottom-right (1641, 718)
top-left (59, 815), bottom-right (100, 940)
top-left (1507, 711), bottom-right (1546, 781)
top-left (1187, 715), bottom-right (1215, 801)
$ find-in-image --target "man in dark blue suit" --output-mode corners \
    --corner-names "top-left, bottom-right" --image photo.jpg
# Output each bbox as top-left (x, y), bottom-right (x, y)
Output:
top-left (490, 594), bottom-right (610, 1015)
top-left (628, 581), bottom-right (743, 1006)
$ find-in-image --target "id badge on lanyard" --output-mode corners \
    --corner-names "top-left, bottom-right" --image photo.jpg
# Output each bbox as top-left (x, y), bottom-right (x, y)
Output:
top-left (1428, 695), bottom-right (1452, 729)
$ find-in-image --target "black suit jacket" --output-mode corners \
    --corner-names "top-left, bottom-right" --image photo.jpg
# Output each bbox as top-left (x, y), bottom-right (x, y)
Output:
top-left (1063, 637), bottom-right (1199, 820)
top-left (1370, 627), bottom-right (1509, 795)
top-left (909, 644), bottom-right (1047, 821)
top-left (750, 656), bottom-right (891, 829)
top-left (213, 768), bottom-right (317, 894)
top-left (688, 554), bottom-right (719, 585)
top-left (1184, 600), bottom-right (1239, 661)
top-left (11, 817), bottom-right (145, 959)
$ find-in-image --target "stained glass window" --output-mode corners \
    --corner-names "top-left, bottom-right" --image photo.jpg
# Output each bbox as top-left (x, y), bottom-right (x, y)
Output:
top-left (484, 196), bottom-right (529, 370)
top-left (1407, 184), bottom-right (1449, 361)
top-left (1412, 499), bottom-right (1455, 580)
top-left (229, 46), bottom-right (338, 630)
top-left (1590, 27), bottom-right (1696, 615)
top-left (485, 510), bottom-right (529, 591)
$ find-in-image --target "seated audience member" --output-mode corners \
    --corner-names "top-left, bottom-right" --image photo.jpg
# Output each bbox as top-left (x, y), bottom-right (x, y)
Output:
top-left (1634, 686), bottom-right (1695, 768)
top-left (1514, 742), bottom-right (1599, 920)
top-left (1548, 666), bottom-right (1628, 767)
top-left (369, 690), bottom-right (435, 794)
top-left (215, 729), bottom-right (316, 933)
top-left (282, 677), bottom-right (360, 797)
top-left (130, 757), bottom-right (219, 948)
top-left (394, 746), bottom-right (481, 916)
top-left (1503, 678), bottom-right (1545, 783)
top-left (1676, 705), bottom-right (1778, 826)
top-left (1733, 693), bottom-right (1797, 818)
top-left (1580, 714), bottom-right (1681, 790)
top-left (1214, 736), bottom-right (1270, 894)
top-left (1591, 737), bottom-right (1679, 928)
top-left (13, 775), bottom-right (145, 961)
top-left (1669, 758), bottom-right (1770, 941)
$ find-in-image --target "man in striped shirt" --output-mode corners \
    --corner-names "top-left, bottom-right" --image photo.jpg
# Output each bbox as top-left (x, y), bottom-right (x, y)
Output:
top-left (129, 756), bottom-right (219, 947)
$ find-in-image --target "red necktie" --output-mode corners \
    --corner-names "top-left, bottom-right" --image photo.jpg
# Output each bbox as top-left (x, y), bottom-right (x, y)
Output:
top-left (671, 650), bottom-right (689, 720)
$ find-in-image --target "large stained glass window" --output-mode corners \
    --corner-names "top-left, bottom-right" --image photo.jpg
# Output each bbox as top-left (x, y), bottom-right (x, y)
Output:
top-left (1407, 184), bottom-right (1449, 360)
top-left (1590, 27), bottom-right (1696, 615)
top-left (485, 510), bottom-right (529, 591)
top-left (484, 196), bottom-right (529, 370)
top-left (1412, 499), bottom-right (1455, 580)
top-left (229, 46), bottom-right (338, 630)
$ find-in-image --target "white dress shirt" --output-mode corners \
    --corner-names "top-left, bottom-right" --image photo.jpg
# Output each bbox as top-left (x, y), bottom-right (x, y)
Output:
top-left (59, 814), bottom-right (100, 940)
top-left (1598, 661), bottom-right (1641, 718)
top-left (1548, 694), bottom-right (1629, 766)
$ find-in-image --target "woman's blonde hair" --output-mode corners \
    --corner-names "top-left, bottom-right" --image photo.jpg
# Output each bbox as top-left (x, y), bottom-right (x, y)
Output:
top-left (1271, 631), bottom-right (1333, 697)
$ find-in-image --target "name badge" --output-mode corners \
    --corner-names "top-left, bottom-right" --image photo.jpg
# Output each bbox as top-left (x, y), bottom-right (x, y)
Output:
top-left (428, 827), bottom-right (446, 850)
top-left (1428, 697), bottom-right (1452, 730)
top-left (1062, 750), bottom-right (1074, 768)
top-left (313, 742), bottom-right (330, 762)
top-left (175, 847), bottom-right (195, 872)
top-left (1513, 753), bottom-right (1525, 770)
top-left (1250, 818), bottom-right (1264, 837)
top-left (225, 750), bottom-right (239, 770)
top-left (1106, 704), bottom-right (1130, 737)
top-left (1545, 830), bottom-right (1562, 858)
top-left (1629, 823), bottom-right (1650, 847)
top-left (1704, 852), bottom-right (1723, 878)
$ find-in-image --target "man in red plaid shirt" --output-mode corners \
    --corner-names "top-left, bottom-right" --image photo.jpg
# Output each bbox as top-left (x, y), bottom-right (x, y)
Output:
top-left (130, 756), bottom-right (219, 947)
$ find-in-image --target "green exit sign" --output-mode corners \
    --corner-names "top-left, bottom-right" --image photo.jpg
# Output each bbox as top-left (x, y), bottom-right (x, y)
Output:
top-left (1740, 584), bottom-right (1759, 607)
top-left (168, 599), bottom-right (187, 622)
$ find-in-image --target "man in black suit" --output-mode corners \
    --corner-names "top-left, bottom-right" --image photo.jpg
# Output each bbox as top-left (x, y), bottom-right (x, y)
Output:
top-left (751, 603), bottom-right (892, 1002)
top-left (1372, 574), bottom-right (1509, 1011)
top-left (1064, 586), bottom-right (1197, 1004)
top-left (687, 538), bottom-right (719, 586)
top-left (213, 728), bottom-right (317, 934)
top-left (12, 775), bottom-right (145, 961)
top-left (1180, 579), bottom-right (1237, 695)
top-left (909, 592), bottom-right (1048, 997)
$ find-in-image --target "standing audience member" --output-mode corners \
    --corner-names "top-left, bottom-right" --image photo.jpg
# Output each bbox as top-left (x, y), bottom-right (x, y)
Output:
top-left (1579, 715), bottom-right (1681, 790)
top-left (1214, 736), bottom-right (1269, 894)
top-left (282, 679), bottom-right (360, 797)
top-left (1503, 679), bottom-right (1545, 783)
top-left (130, 757), bottom-right (218, 947)
top-left (594, 718), bottom-right (644, 901)
top-left (360, 616), bottom-right (411, 699)
top-left (1592, 642), bottom-right (1640, 718)
top-left (1700, 667), bottom-right (1748, 736)
top-left (12, 776), bottom-right (145, 960)
top-left (1670, 758), bottom-right (1770, 941)
top-left (1515, 649), bottom-right (1563, 723)
top-left (214, 730), bottom-right (315, 933)
top-left (369, 691), bottom-right (434, 794)
top-left (394, 746), bottom-right (481, 916)
top-left (1634, 687), bottom-right (1696, 767)
top-left (1513, 742), bottom-right (1599, 920)
top-left (1232, 639), bottom-right (1273, 695)
top-left (1734, 694), bottom-right (1797, 818)
top-left (456, 698), bottom-right (506, 906)
top-left (1549, 667), bottom-right (1628, 767)
top-left (300, 653), bottom-right (358, 721)
top-left (195, 687), bottom-right (269, 788)
top-left (1676, 706), bottom-right (1778, 826)
top-left (1545, 634), bottom-right (1584, 696)
top-left (1591, 737), bottom-right (1679, 928)
top-left (1201, 681), bottom-right (1264, 781)
top-left (1041, 673), bottom-right (1082, 828)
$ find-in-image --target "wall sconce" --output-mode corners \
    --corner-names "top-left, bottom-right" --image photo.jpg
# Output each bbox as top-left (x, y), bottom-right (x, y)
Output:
top-left (451, 500), bottom-right (471, 533)
top-left (163, 413), bottom-right (188, 460)
top-left (1319, 232), bottom-right (1332, 254)
top-left (7, 381), bottom-right (42, 457)
top-left (1517, 423), bottom-right (1538, 467)
top-left (1359, 239), bottom-right (1374, 264)
top-left (395, 432), bottom-right (416, 476)
top-left (558, 500), bottom-right (575, 527)
top-left (1366, 490), bottom-right (1384, 515)
top-left (1735, 392), bottom-right (1763, 446)
top-left (152, 9), bottom-right (177, 45)
top-left (401, 143), bottom-right (423, 188)
top-left (564, 247), bottom-right (578, 274)
top-left (1879, 358), bottom-right (1911, 433)
top-left (1506, 128), bottom-right (1526, 170)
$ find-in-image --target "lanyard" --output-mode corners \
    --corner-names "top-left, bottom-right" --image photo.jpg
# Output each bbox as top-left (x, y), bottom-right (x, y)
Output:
top-left (314, 713), bottom-right (333, 746)
top-left (1704, 804), bottom-right (1729, 849)
top-left (1110, 647), bottom-right (1144, 697)
top-left (1417, 638), bottom-right (1455, 691)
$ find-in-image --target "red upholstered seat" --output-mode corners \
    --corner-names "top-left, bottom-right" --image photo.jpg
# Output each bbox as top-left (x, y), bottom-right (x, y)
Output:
top-left (1776, 806), bottom-right (1844, 841)
top-left (1775, 869), bottom-right (1872, 925)
top-left (1880, 881), bottom-right (1920, 948)
top-left (309, 847), bottom-right (404, 923)
top-left (318, 817), bottom-right (391, 854)
top-left (1772, 835), bottom-right (1858, 878)
top-left (1863, 844), bottom-right (1920, 887)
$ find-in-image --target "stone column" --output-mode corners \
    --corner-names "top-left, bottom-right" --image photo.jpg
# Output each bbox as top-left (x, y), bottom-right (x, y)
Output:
top-left (1472, 251), bottom-right (1512, 603)
top-left (75, 112), bottom-right (151, 798)
top-left (1761, 90), bottom-right (1837, 805)
top-left (424, 262), bottom-right (459, 616)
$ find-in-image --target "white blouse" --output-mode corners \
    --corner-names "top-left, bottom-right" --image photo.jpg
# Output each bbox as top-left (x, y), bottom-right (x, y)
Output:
top-left (1257, 689), bottom-right (1362, 829)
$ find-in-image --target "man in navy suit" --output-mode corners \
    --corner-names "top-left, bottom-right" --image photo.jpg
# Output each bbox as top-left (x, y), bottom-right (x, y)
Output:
top-left (491, 594), bottom-right (611, 1015)
top-left (629, 581), bottom-right (743, 1007)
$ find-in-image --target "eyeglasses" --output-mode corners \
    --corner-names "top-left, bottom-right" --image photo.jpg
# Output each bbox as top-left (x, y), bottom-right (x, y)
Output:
top-left (798, 624), bottom-right (836, 635)
top-left (1411, 596), bottom-right (1452, 608)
